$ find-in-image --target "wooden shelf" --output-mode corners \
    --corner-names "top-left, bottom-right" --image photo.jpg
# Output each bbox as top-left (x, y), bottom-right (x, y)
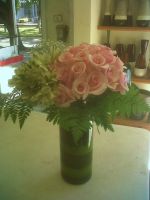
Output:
top-left (132, 76), bottom-right (150, 84)
top-left (97, 25), bottom-right (150, 86)
top-left (114, 118), bottom-right (150, 132)
top-left (97, 26), bottom-right (150, 32)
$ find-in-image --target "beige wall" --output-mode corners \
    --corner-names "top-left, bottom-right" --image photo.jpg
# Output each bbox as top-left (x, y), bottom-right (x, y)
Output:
top-left (90, 0), bottom-right (102, 43)
top-left (73, 0), bottom-right (102, 44)
top-left (73, 0), bottom-right (91, 45)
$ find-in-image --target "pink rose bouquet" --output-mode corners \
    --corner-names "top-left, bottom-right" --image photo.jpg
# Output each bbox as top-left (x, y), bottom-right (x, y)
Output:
top-left (54, 43), bottom-right (128, 107)
top-left (0, 41), bottom-right (149, 142)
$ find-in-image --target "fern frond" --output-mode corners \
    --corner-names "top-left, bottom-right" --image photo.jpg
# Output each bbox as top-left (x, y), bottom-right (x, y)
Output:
top-left (0, 91), bottom-right (32, 128)
top-left (45, 84), bottom-right (150, 142)
top-left (18, 103), bottom-right (32, 128)
top-left (0, 93), bottom-right (8, 117)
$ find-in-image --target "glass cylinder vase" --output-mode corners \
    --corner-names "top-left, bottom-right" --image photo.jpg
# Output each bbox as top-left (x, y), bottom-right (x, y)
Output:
top-left (59, 126), bottom-right (93, 185)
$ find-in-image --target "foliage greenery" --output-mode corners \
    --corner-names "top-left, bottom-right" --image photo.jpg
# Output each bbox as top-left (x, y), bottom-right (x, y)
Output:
top-left (0, 26), bottom-right (41, 37)
top-left (15, 0), bottom-right (40, 11)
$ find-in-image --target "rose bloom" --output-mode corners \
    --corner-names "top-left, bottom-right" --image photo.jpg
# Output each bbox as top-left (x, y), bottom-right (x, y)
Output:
top-left (101, 49), bottom-right (117, 64)
top-left (89, 54), bottom-right (106, 67)
top-left (54, 84), bottom-right (75, 107)
top-left (68, 43), bottom-right (90, 56)
top-left (107, 57), bottom-right (124, 84)
top-left (72, 76), bottom-right (89, 99)
top-left (107, 69), bottom-right (128, 94)
top-left (58, 51), bottom-right (75, 63)
top-left (54, 43), bottom-right (128, 107)
top-left (88, 71), bottom-right (107, 95)
top-left (71, 62), bottom-right (86, 75)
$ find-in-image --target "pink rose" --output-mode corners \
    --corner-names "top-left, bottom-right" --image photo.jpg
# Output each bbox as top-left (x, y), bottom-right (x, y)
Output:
top-left (58, 51), bottom-right (74, 63)
top-left (89, 54), bottom-right (106, 67)
top-left (57, 67), bottom-right (74, 89)
top-left (75, 50), bottom-right (90, 64)
top-left (68, 43), bottom-right (89, 56)
top-left (116, 73), bottom-right (129, 94)
top-left (88, 71), bottom-right (107, 95)
top-left (107, 57), bottom-right (124, 84)
top-left (107, 68), bottom-right (121, 84)
top-left (89, 44), bottom-right (110, 52)
top-left (107, 71), bottom-right (128, 94)
top-left (71, 62), bottom-right (86, 75)
top-left (87, 45), bottom-right (102, 54)
top-left (72, 76), bottom-right (89, 99)
top-left (54, 60), bottom-right (74, 89)
top-left (115, 57), bottom-right (124, 68)
top-left (55, 84), bottom-right (75, 107)
top-left (101, 50), bottom-right (117, 64)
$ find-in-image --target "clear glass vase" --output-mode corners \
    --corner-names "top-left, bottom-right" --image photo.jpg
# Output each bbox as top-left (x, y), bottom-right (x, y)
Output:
top-left (59, 126), bottom-right (93, 184)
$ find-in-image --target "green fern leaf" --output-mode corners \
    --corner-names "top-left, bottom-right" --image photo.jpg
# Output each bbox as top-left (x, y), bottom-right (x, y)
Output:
top-left (18, 103), bottom-right (32, 129)
top-left (0, 93), bottom-right (8, 117)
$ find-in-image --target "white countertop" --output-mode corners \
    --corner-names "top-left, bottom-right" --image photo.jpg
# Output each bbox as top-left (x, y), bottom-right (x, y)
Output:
top-left (0, 112), bottom-right (149, 200)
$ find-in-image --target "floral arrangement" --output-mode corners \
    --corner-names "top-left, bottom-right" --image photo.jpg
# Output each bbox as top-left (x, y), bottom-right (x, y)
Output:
top-left (54, 43), bottom-right (128, 106)
top-left (0, 41), bottom-right (149, 142)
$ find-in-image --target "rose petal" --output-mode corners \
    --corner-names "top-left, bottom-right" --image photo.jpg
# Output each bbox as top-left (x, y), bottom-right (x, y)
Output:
top-left (71, 62), bottom-right (86, 75)
top-left (88, 71), bottom-right (107, 95)
top-left (72, 76), bottom-right (89, 99)
top-left (89, 54), bottom-right (106, 67)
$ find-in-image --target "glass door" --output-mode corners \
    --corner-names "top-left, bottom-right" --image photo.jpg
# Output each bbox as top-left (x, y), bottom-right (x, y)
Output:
top-left (0, 0), bottom-right (18, 59)
top-left (16, 0), bottom-right (42, 56)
